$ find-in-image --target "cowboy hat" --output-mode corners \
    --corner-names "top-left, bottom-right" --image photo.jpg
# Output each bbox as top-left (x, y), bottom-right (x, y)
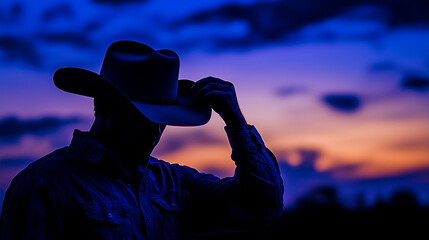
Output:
top-left (53, 40), bottom-right (211, 126)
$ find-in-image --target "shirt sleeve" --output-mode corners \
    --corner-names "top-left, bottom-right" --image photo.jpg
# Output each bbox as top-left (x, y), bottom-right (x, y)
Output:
top-left (181, 125), bottom-right (284, 236)
top-left (0, 172), bottom-right (64, 240)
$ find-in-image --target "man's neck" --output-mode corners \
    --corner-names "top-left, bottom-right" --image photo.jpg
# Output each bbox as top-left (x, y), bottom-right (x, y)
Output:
top-left (89, 126), bottom-right (151, 169)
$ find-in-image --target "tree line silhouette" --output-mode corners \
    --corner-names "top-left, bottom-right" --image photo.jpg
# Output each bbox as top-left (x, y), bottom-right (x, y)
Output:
top-left (201, 185), bottom-right (428, 239)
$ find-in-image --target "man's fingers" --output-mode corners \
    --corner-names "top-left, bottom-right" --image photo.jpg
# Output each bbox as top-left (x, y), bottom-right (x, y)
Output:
top-left (193, 82), bottom-right (232, 100)
top-left (190, 76), bottom-right (239, 117)
top-left (202, 90), bottom-right (228, 104)
top-left (191, 76), bottom-right (233, 94)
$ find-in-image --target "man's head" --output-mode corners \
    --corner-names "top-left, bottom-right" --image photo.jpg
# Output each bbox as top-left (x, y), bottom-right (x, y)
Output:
top-left (91, 97), bottom-right (166, 159)
top-left (54, 41), bottom-right (211, 128)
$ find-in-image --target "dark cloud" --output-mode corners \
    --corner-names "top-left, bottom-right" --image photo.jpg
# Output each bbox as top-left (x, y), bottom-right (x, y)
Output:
top-left (35, 19), bottom-right (103, 48)
top-left (0, 2), bottom-right (23, 23)
top-left (358, 168), bottom-right (429, 187)
top-left (0, 36), bottom-right (40, 66)
top-left (0, 116), bottom-right (81, 140)
top-left (154, 129), bottom-right (223, 155)
top-left (328, 163), bottom-right (362, 177)
top-left (277, 149), bottom-right (335, 206)
top-left (383, 0), bottom-right (429, 27)
top-left (297, 149), bottom-right (319, 166)
top-left (369, 61), bottom-right (398, 72)
top-left (41, 4), bottom-right (73, 22)
top-left (174, 0), bottom-right (429, 49)
top-left (277, 149), bottom-right (327, 183)
top-left (322, 94), bottom-right (361, 112)
top-left (92, 0), bottom-right (148, 5)
top-left (37, 4), bottom-right (101, 49)
top-left (275, 86), bottom-right (308, 97)
top-left (37, 15), bottom-right (100, 48)
top-left (84, 21), bottom-right (102, 32)
top-left (1, 5), bottom-right (98, 66)
top-left (37, 31), bottom-right (93, 48)
top-left (401, 75), bottom-right (429, 92)
top-left (275, 148), bottom-right (429, 207)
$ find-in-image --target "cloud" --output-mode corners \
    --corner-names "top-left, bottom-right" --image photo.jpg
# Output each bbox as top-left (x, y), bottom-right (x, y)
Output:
top-left (275, 86), bottom-right (308, 98)
top-left (37, 10), bottom-right (100, 48)
top-left (0, 36), bottom-right (41, 66)
top-left (297, 149), bottom-right (319, 166)
top-left (275, 148), bottom-right (429, 207)
top-left (92, 0), bottom-right (148, 5)
top-left (322, 94), bottom-right (362, 112)
top-left (173, 0), bottom-right (429, 49)
top-left (277, 148), bottom-right (337, 206)
top-left (37, 31), bottom-right (93, 48)
top-left (401, 75), bottom-right (429, 92)
top-left (357, 168), bottom-right (429, 186)
top-left (0, 116), bottom-right (82, 140)
top-left (0, 3), bottom-right (100, 67)
top-left (0, 2), bottom-right (23, 23)
top-left (278, 149), bottom-right (329, 182)
top-left (369, 61), bottom-right (398, 72)
top-left (41, 3), bottom-right (73, 22)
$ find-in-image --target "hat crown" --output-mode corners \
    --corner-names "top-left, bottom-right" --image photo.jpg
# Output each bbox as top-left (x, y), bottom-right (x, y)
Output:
top-left (100, 41), bottom-right (179, 102)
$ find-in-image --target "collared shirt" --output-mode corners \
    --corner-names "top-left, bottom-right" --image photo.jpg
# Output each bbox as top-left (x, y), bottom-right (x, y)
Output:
top-left (0, 125), bottom-right (283, 239)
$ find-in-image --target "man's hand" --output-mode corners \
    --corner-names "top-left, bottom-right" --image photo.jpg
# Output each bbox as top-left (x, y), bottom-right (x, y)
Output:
top-left (191, 77), bottom-right (248, 131)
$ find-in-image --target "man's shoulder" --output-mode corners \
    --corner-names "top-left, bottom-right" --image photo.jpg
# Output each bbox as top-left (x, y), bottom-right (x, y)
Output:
top-left (5, 146), bottom-right (77, 195)
top-left (19, 146), bottom-right (76, 178)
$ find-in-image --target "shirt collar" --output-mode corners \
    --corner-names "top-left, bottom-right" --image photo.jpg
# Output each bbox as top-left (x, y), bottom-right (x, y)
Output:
top-left (69, 129), bottom-right (108, 163)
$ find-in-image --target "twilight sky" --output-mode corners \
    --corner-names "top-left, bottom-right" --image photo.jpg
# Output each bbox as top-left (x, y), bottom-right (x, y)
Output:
top-left (1, 0), bottom-right (429, 208)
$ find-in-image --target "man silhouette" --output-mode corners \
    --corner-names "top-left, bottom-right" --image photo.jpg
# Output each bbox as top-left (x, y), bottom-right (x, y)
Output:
top-left (0, 41), bottom-right (283, 239)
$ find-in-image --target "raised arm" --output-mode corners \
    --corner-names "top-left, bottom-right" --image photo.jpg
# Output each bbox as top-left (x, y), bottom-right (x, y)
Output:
top-left (181, 77), bottom-right (284, 235)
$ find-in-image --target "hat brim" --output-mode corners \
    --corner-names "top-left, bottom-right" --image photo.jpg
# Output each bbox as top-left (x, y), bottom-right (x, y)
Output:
top-left (53, 67), bottom-right (212, 126)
